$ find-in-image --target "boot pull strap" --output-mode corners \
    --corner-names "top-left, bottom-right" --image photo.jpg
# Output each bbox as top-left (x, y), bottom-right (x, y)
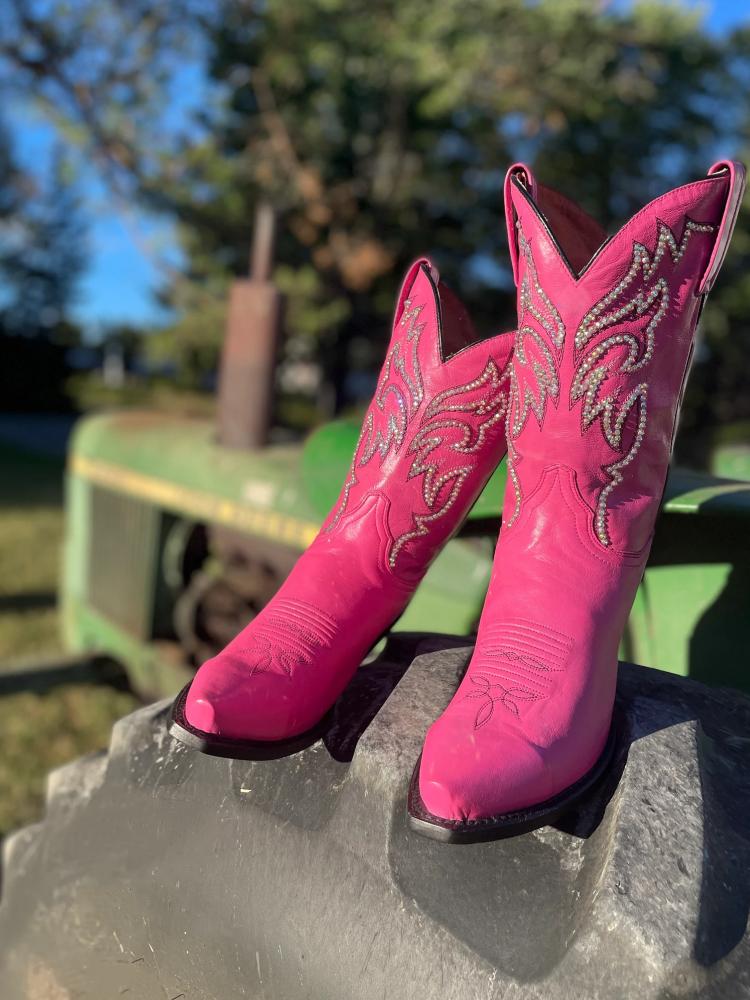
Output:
top-left (698, 159), bottom-right (747, 294)
top-left (504, 162), bottom-right (537, 286)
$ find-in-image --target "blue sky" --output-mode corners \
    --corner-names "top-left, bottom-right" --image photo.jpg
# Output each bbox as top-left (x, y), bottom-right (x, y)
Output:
top-left (6, 0), bottom-right (748, 338)
top-left (699, 0), bottom-right (749, 34)
top-left (8, 107), bottom-right (177, 335)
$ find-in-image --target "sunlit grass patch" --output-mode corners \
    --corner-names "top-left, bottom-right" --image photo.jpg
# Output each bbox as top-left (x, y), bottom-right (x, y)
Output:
top-left (0, 443), bottom-right (140, 838)
top-left (0, 443), bottom-right (64, 661)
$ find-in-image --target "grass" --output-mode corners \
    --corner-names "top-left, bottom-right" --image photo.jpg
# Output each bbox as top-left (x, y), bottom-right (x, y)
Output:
top-left (0, 441), bottom-right (140, 838)
top-left (0, 443), bottom-right (64, 661)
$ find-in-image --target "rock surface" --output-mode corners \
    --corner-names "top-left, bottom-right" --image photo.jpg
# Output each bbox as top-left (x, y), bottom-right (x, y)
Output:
top-left (0, 633), bottom-right (749, 999)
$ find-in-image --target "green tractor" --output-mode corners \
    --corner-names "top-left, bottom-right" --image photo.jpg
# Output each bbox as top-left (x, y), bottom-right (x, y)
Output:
top-left (60, 216), bottom-right (750, 700)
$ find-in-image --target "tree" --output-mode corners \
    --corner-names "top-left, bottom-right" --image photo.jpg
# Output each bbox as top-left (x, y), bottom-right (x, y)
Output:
top-left (2, 0), bottom-right (749, 448)
top-left (674, 22), bottom-right (750, 461)
top-left (0, 122), bottom-right (87, 409)
top-left (0, 144), bottom-right (87, 338)
top-left (162, 1), bottom-right (735, 413)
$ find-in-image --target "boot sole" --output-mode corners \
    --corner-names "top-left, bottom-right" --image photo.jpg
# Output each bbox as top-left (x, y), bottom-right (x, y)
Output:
top-left (167, 682), bottom-right (331, 761)
top-left (406, 716), bottom-right (619, 844)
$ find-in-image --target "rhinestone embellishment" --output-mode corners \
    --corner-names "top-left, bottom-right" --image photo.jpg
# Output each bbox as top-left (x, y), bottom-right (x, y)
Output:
top-left (594, 387), bottom-right (648, 546)
top-left (573, 218), bottom-right (716, 546)
top-left (508, 214), bottom-right (716, 547)
top-left (326, 297), bottom-right (426, 532)
top-left (326, 292), bottom-right (509, 566)
top-left (518, 229), bottom-right (565, 349)
top-left (576, 219), bottom-right (715, 357)
top-left (389, 359), bottom-right (508, 567)
top-left (360, 298), bottom-right (425, 466)
top-left (505, 230), bottom-right (564, 528)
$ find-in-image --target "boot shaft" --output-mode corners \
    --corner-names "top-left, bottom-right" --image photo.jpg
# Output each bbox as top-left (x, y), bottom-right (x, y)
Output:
top-left (322, 259), bottom-right (514, 578)
top-left (502, 161), bottom-right (745, 553)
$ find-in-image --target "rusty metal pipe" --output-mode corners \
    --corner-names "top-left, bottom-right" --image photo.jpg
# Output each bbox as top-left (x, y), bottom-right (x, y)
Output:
top-left (217, 203), bottom-right (282, 449)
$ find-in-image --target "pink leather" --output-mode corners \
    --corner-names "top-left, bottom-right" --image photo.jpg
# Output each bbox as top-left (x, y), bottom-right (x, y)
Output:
top-left (185, 260), bottom-right (515, 740)
top-left (419, 161), bottom-right (746, 821)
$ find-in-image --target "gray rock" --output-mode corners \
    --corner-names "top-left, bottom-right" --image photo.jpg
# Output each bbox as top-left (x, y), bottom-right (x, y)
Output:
top-left (0, 633), bottom-right (748, 999)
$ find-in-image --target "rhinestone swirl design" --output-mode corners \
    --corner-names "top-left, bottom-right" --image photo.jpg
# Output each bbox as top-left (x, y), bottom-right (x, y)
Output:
top-left (505, 229), bottom-right (564, 528)
top-left (326, 294), bottom-right (508, 567)
top-left (573, 218), bottom-right (715, 546)
top-left (389, 358), bottom-right (508, 567)
top-left (326, 297), bottom-right (426, 532)
top-left (576, 220), bottom-right (716, 354)
top-left (359, 298), bottom-right (425, 465)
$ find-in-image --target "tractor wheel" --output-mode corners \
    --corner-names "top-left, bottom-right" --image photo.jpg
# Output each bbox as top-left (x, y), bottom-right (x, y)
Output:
top-left (173, 557), bottom-right (282, 666)
top-left (1, 637), bottom-right (749, 999)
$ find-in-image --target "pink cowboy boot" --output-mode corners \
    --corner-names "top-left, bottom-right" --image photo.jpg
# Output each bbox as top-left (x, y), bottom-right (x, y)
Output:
top-left (410, 160), bottom-right (746, 841)
top-left (170, 259), bottom-right (515, 757)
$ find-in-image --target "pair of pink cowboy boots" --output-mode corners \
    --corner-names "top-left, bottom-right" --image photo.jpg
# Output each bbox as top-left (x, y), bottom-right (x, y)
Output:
top-left (170, 160), bottom-right (745, 842)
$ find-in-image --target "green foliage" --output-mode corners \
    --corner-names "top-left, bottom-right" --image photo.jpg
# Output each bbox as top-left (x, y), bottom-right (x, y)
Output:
top-left (66, 373), bottom-right (216, 417)
top-left (156, 0), bottom-right (747, 418)
top-left (2, 0), bottom-right (749, 444)
top-left (147, 269), bottom-right (230, 388)
top-left (677, 23), bottom-right (750, 459)
top-left (0, 0), bottom-right (210, 190)
top-left (0, 126), bottom-right (87, 340)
